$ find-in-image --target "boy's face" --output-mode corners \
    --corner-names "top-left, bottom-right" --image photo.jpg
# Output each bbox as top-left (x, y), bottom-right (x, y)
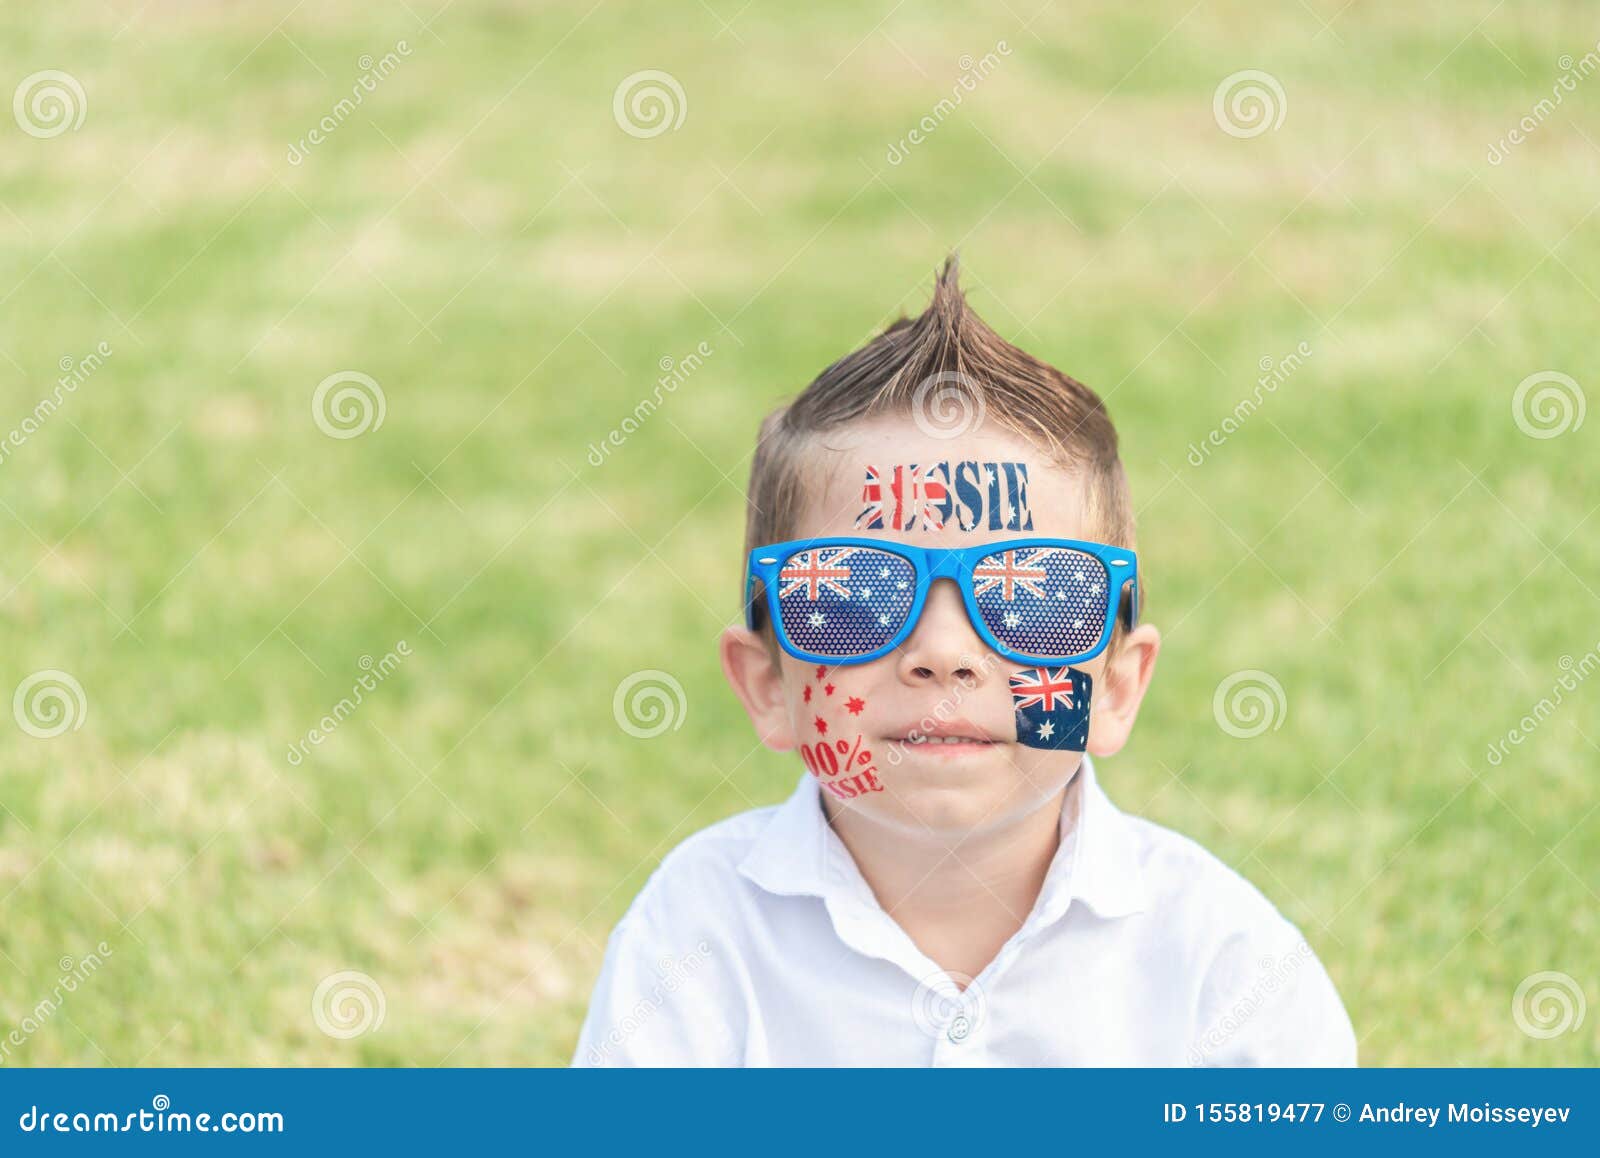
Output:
top-left (722, 414), bottom-right (1160, 843)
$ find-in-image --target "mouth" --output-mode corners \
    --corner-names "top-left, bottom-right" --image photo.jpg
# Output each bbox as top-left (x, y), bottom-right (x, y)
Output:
top-left (885, 719), bottom-right (1004, 753)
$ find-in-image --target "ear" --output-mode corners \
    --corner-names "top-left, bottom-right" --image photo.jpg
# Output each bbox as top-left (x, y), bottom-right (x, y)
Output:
top-left (719, 625), bottom-right (798, 752)
top-left (1086, 624), bottom-right (1160, 758)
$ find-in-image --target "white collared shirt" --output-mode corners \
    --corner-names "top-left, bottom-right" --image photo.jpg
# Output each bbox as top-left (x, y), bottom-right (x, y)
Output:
top-left (573, 758), bottom-right (1356, 1066)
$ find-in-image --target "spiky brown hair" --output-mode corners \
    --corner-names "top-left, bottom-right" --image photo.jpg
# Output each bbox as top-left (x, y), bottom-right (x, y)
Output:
top-left (744, 257), bottom-right (1139, 640)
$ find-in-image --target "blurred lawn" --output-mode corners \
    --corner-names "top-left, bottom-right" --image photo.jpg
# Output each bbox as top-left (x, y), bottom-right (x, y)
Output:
top-left (1, 0), bottom-right (1597, 1065)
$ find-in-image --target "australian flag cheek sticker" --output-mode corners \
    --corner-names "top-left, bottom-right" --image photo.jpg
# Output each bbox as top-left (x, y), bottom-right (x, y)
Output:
top-left (1010, 666), bottom-right (1092, 751)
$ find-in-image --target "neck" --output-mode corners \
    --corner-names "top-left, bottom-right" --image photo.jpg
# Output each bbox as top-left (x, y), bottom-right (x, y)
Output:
top-left (824, 776), bottom-right (1075, 978)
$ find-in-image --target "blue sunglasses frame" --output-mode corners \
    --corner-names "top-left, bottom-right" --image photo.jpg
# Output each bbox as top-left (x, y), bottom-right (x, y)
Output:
top-left (745, 536), bottom-right (1139, 667)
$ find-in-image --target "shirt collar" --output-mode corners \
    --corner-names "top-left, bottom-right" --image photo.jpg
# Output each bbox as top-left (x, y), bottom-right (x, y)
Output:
top-left (737, 755), bottom-right (1147, 924)
top-left (1038, 754), bottom-right (1148, 923)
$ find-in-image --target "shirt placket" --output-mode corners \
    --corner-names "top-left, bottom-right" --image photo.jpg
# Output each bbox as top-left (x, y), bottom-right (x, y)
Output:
top-left (928, 800), bottom-right (1088, 1065)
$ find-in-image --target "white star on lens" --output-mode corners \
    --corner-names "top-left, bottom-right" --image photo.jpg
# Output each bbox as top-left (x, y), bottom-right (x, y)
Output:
top-left (879, 567), bottom-right (890, 578)
top-left (808, 612), bottom-right (826, 627)
top-left (896, 580), bottom-right (908, 589)
top-left (1073, 570), bottom-right (1085, 581)
top-left (858, 588), bottom-right (872, 599)
top-left (1004, 611), bottom-right (1021, 628)
top-left (1035, 720), bottom-right (1056, 740)
top-left (1073, 618), bottom-right (1084, 628)
top-left (1055, 590), bottom-right (1066, 599)
top-left (878, 613), bottom-right (891, 626)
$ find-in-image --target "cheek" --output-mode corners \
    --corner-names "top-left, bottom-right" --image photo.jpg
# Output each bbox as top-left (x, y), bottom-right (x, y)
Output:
top-left (790, 663), bottom-right (885, 801)
top-left (1009, 666), bottom-right (1093, 752)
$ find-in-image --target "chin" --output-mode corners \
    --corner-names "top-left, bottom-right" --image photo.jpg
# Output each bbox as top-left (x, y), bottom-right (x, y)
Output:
top-left (866, 749), bottom-right (1072, 838)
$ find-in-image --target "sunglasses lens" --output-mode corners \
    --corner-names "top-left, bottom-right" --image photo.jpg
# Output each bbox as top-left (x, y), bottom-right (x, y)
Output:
top-left (774, 546), bottom-right (916, 659)
top-left (972, 546), bottom-right (1110, 659)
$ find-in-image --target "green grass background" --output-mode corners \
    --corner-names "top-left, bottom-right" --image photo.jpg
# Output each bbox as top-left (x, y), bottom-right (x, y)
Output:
top-left (1, 0), bottom-right (1596, 1065)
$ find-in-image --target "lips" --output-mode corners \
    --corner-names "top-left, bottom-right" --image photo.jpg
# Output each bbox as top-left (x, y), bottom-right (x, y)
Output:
top-left (885, 717), bottom-right (1003, 746)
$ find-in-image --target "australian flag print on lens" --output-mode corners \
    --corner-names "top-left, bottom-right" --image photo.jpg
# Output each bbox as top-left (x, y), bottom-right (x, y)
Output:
top-left (776, 547), bottom-right (917, 658)
top-left (973, 547), bottom-right (1110, 659)
top-left (1010, 666), bottom-right (1091, 751)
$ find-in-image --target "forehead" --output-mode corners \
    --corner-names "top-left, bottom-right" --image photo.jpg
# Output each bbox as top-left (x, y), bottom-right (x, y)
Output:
top-left (790, 414), bottom-right (1089, 544)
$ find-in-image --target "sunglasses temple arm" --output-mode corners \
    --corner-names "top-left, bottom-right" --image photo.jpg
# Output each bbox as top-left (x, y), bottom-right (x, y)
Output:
top-left (744, 573), bottom-right (764, 631)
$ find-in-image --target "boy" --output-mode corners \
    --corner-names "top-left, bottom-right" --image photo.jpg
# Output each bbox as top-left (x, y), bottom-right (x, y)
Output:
top-left (574, 260), bottom-right (1356, 1066)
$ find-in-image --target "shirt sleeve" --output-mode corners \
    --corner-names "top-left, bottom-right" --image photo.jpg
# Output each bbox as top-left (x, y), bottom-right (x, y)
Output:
top-left (1190, 920), bottom-right (1358, 1067)
top-left (571, 891), bottom-right (743, 1067)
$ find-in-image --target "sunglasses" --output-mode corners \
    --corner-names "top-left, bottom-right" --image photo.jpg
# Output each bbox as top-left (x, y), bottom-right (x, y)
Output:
top-left (745, 537), bottom-right (1138, 667)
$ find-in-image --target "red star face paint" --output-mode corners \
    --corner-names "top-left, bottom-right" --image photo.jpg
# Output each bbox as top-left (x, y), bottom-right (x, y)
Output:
top-left (854, 461), bottom-right (1033, 532)
top-left (1010, 666), bottom-right (1091, 751)
top-left (795, 665), bottom-right (885, 800)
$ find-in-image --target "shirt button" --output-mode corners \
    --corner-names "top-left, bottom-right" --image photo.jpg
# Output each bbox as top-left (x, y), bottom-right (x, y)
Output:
top-left (947, 1014), bottom-right (972, 1043)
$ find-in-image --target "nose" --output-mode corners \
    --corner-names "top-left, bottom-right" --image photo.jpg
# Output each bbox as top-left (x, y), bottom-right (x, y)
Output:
top-left (896, 579), bottom-right (991, 689)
